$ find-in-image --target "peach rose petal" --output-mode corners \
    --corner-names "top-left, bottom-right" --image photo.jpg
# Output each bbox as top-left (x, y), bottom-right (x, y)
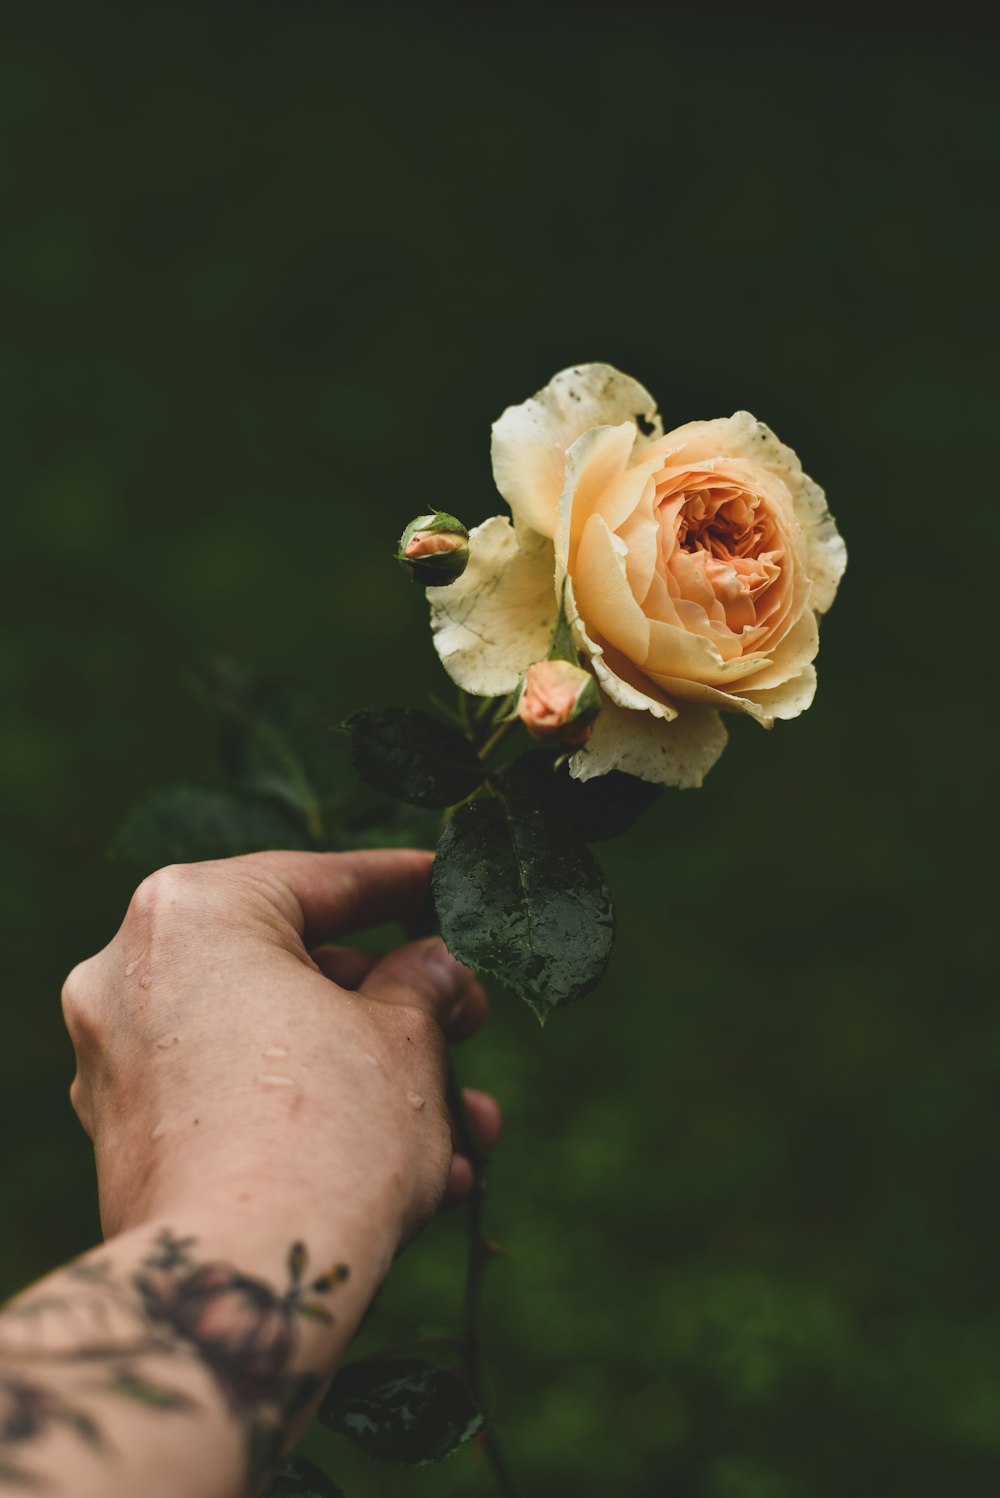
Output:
top-left (641, 662), bottom-right (816, 726)
top-left (492, 364), bottom-right (662, 541)
top-left (653, 412), bottom-right (846, 615)
top-left (732, 610), bottom-right (819, 693)
top-left (644, 618), bottom-right (764, 685)
top-left (569, 694), bottom-right (728, 789)
top-left (640, 668), bottom-right (775, 723)
top-left (428, 516), bottom-right (558, 696)
top-left (573, 512), bottom-right (650, 664)
top-left (564, 575), bottom-right (679, 723)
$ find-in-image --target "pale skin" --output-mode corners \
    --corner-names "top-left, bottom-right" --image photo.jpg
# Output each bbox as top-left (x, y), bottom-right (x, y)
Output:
top-left (0, 849), bottom-right (502, 1496)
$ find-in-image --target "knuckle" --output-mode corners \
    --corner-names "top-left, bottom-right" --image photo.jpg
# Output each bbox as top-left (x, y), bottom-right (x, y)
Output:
top-left (68, 1076), bottom-right (93, 1137)
top-left (128, 861), bottom-right (204, 918)
top-left (61, 959), bottom-right (103, 1051)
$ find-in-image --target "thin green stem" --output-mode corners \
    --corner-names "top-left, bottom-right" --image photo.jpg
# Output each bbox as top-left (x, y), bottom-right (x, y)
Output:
top-left (477, 717), bottom-right (517, 765)
top-left (445, 1061), bottom-right (520, 1498)
top-left (420, 695), bottom-right (520, 1496)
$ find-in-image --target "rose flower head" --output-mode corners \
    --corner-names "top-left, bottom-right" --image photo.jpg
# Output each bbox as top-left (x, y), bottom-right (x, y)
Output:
top-left (397, 511), bottom-right (470, 587)
top-left (517, 660), bottom-right (600, 746)
top-left (429, 364), bottom-right (846, 787)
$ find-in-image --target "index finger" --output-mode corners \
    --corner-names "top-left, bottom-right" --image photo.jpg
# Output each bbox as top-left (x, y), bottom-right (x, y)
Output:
top-left (256, 849), bottom-right (434, 948)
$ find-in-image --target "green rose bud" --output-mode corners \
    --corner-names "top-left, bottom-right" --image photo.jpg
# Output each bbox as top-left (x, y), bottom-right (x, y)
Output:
top-left (516, 660), bottom-right (600, 746)
top-left (397, 512), bottom-right (470, 587)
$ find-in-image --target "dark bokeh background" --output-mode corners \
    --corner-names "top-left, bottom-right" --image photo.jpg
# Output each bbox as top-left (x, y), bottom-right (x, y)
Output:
top-left (2, 3), bottom-right (997, 1494)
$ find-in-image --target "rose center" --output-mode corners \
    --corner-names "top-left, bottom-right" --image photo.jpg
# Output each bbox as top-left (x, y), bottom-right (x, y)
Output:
top-left (659, 484), bottom-right (784, 638)
top-left (678, 488), bottom-right (766, 562)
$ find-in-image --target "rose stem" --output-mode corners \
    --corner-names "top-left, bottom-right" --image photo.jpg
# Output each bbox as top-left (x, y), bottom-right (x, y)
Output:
top-left (477, 716), bottom-right (517, 765)
top-left (445, 1059), bottom-right (520, 1498)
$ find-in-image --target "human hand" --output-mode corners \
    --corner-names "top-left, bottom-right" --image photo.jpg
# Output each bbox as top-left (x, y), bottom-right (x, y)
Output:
top-left (61, 850), bottom-right (500, 1266)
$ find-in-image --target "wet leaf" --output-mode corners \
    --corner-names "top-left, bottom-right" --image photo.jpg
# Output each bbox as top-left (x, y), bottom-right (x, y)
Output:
top-left (433, 784), bottom-right (615, 1022)
top-left (503, 753), bottom-right (662, 842)
top-left (318, 1357), bottom-right (483, 1465)
top-left (343, 708), bottom-right (485, 809)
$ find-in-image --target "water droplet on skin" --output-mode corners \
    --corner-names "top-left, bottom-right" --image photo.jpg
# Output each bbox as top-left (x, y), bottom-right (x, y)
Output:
top-left (363, 1053), bottom-right (381, 1067)
top-left (256, 1073), bottom-right (295, 1088)
top-left (124, 960), bottom-right (140, 977)
top-left (139, 973), bottom-right (152, 989)
top-left (149, 1123), bottom-right (166, 1142)
top-left (406, 1091), bottom-right (425, 1110)
top-left (155, 1035), bottom-right (181, 1050)
top-left (263, 1045), bottom-right (288, 1059)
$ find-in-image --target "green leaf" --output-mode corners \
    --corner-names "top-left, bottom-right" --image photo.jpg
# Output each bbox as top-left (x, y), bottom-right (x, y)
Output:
top-left (432, 781), bottom-right (615, 1022)
top-left (503, 753), bottom-right (662, 842)
top-left (319, 1357), bottom-right (482, 1466)
top-left (547, 578), bottom-right (579, 665)
top-left (111, 787), bottom-right (308, 873)
top-left (288, 1242), bottom-right (307, 1283)
top-left (343, 708), bottom-right (485, 809)
top-left (187, 662), bottom-right (341, 838)
top-left (335, 798), bottom-right (440, 852)
top-left (265, 1456), bottom-right (345, 1497)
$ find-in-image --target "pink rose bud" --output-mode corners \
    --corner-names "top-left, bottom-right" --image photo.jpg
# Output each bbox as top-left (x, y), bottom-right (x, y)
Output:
top-left (517, 661), bottom-right (600, 746)
top-left (405, 530), bottom-right (466, 559)
top-left (397, 512), bottom-right (470, 586)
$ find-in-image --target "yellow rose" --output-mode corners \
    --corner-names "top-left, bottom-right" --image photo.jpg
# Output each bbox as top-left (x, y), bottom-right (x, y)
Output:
top-left (429, 364), bottom-right (846, 787)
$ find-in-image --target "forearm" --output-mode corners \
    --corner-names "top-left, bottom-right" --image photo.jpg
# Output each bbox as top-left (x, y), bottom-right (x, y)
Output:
top-left (0, 1200), bottom-right (394, 1497)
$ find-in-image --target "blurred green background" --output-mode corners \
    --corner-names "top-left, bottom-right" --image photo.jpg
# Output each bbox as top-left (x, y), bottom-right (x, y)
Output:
top-left (2, 2), bottom-right (997, 1494)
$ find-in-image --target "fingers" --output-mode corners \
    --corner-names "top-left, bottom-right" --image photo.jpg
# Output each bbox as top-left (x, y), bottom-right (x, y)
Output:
top-left (257, 850), bottom-right (434, 948)
top-left (312, 942), bottom-right (487, 1037)
top-left (309, 944), bottom-right (381, 988)
top-left (460, 1088), bottom-right (503, 1154)
top-left (357, 937), bottom-right (487, 1039)
top-left (440, 1088), bottom-right (503, 1208)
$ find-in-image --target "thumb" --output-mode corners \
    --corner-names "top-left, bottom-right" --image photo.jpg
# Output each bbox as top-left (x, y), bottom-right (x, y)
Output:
top-left (358, 937), bottom-right (483, 1033)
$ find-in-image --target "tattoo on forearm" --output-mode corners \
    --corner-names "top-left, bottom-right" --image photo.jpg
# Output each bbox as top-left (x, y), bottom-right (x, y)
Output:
top-left (0, 1232), bottom-right (349, 1488)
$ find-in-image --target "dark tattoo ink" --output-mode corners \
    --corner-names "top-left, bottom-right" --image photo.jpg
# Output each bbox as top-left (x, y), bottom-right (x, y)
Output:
top-left (0, 1233), bottom-right (349, 1488)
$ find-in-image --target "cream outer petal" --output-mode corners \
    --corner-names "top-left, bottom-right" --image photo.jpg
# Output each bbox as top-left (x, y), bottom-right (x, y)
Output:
top-left (796, 473), bottom-right (847, 615)
top-left (570, 695), bottom-right (728, 789)
top-left (491, 363), bottom-right (663, 540)
top-left (644, 658), bottom-right (817, 726)
top-left (428, 516), bottom-right (559, 696)
top-left (740, 663), bottom-right (817, 720)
